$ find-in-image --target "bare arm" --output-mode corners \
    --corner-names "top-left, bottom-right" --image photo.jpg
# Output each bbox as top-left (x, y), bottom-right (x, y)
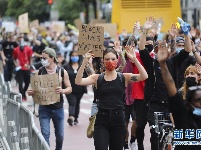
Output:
top-left (75, 50), bottom-right (98, 86)
top-left (157, 42), bottom-right (177, 97)
top-left (62, 70), bottom-right (72, 94)
top-left (184, 34), bottom-right (192, 53)
top-left (124, 46), bottom-right (148, 84)
top-left (139, 17), bottom-right (155, 50)
top-left (159, 61), bottom-right (177, 96)
top-left (84, 62), bottom-right (95, 76)
top-left (114, 41), bottom-right (126, 72)
top-left (116, 52), bottom-right (126, 72)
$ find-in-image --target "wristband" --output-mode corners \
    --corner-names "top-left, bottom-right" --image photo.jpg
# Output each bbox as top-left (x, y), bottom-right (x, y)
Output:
top-left (193, 50), bottom-right (196, 54)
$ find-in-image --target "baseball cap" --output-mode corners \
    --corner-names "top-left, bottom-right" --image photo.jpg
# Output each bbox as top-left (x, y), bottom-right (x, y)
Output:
top-left (42, 48), bottom-right (58, 62)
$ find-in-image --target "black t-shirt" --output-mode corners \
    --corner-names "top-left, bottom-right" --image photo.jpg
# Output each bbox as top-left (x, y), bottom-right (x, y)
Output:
top-left (63, 64), bottom-right (87, 94)
top-left (169, 92), bottom-right (201, 150)
top-left (33, 42), bottom-right (46, 62)
top-left (2, 40), bottom-right (18, 58)
top-left (139, 49), bottom-right (189, 104)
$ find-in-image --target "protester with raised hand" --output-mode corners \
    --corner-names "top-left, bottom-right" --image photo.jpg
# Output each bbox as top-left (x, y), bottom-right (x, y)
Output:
top-left (138, 16), bottom-right (191, 150)
top-left (75, 47), bottom-right (148, 150)
top-left (158, 41), bottom-right (201, 150)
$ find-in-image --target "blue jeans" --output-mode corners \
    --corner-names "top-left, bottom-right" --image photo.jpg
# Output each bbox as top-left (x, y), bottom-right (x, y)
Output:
top-left (39, 105), bottom-right (64, 150)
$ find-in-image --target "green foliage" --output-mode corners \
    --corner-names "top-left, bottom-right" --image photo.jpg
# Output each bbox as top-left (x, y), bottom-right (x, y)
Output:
top-left (0, 0), bottom-right (8, 16)
top-left (56, 0), bottom-right (83, 24)
top-left (6, 0), bottom-right (50, 22)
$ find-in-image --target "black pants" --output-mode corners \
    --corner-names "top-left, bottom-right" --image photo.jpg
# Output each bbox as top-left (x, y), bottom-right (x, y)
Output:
top-left (66, 93), bottom-right (84, 119)
top-left (16, 70), bottom-right (30, 98)
top-left (94, 108), bottom-right (126, 150)
top-left (133, 100), bottom-right (148, 150)
top-left (4, 58), bottom-right (14, 82)
top-left (147, 101), bottom-right (169, 150)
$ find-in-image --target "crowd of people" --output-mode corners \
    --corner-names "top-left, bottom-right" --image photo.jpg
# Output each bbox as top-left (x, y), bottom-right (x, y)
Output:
top-left (0, 15), bottom-right (201, 150)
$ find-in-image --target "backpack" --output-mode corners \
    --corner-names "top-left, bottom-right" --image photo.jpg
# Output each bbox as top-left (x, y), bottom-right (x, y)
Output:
top-left (96, 72), bottom-right (126, 107)
top-left (38, 66), bottom-right (65, 88)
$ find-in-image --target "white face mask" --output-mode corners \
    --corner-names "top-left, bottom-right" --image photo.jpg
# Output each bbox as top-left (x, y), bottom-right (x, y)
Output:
top-left (176, 47), bottom-right (183, 53)
top-left (41, 59), bottom-right (50, 67)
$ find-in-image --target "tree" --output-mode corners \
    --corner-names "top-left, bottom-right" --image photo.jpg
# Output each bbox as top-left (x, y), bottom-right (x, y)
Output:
top-left (6, 0), bottom-right (50, 22)
top-left (56, 0), bottom-right (82, 24)
top-left (0, 0), bottom-right (8, 17)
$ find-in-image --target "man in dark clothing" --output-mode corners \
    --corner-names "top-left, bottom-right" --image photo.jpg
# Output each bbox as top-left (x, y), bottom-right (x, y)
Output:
top-left (138, 17), bottom-right (192, 150)
top-left (1, 34), bottom-right (18, 81)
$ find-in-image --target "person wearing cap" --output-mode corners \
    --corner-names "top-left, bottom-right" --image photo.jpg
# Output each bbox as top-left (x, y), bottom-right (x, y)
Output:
top-left (13, 35), bottom-right (33, 101)
top-left (138, 17), bottom-right (192, 150)
top-left (103, 32), bottom-right (112, 48)
top-left (27, 48), bottom-right (72, 150)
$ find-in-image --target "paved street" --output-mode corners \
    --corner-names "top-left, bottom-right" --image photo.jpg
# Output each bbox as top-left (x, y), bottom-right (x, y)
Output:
top-left (12, 83), bottom-right (151, 150)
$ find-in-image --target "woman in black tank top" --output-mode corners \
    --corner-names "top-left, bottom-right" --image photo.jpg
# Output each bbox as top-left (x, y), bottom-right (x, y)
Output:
top-left (75, 47), bottom-right (148, 150)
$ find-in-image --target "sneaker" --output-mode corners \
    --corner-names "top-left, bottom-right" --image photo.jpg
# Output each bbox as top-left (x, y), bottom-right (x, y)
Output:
top-left (74, 118), bottom-right (78, 125)
top-left (130, 142), bottom-right (138, 150)
top-left (67, 117), bottom-right (73, 126)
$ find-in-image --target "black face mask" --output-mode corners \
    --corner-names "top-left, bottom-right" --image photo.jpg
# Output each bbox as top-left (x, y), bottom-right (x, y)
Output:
top-left (145, 44), bottom-right (153, 53)
top-left (186, 77), bottom-right (197, 87)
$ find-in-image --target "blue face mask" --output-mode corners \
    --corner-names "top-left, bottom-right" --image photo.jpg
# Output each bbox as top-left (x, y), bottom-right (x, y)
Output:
top-left (71, 56), bottom-right (79, 63)
top-left (193, 107), bottom-right (201, 116)
top-left (176, 47), bottom-right (183, 53)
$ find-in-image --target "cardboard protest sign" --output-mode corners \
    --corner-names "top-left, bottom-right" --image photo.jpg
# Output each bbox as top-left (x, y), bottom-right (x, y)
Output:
top-left (29, 19), bottom-right (39, 29)
top-left (74, 18), bottom-right (82, 29)
top-left (95, 23), bottom-right (117, 39)
top-left (51, 21), bottom-right (65, 34)
top-left (90, 19), bottom-right (106, 26)
top-left (30, 73), bottom-right (60, 105)
top-left (18, 13), bottom-right (29, 33)
top-left (77, 24), bottom-right (104, 57)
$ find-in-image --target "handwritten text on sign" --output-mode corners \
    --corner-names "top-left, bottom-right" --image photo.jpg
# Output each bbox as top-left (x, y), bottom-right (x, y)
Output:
top-left (30, 73), bottom-right (60, 105)
top-left (77, 24), bottom-right (104, 57)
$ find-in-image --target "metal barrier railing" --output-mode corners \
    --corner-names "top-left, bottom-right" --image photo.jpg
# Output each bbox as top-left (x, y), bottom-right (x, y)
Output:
top-left (0, 73), bottom-right (50, 150)
top-left (0, 128), bottom-right (11, 150)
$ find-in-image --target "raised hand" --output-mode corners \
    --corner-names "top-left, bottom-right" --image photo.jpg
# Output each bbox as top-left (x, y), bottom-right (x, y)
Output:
top-left (144, 16), bottom-right (155, 30)
top-left (133, 21), bottom-right (140, 35)
top-left (114, 41), bottom-right (122, 53)
top-left (157, 41), bottom-right (169, 63)
top-left (83, 50), bottom-right (94, 63)
top-left (168, 24), bottom-right (178, 38)
top-left (125, 46), bottom-right (136, 61)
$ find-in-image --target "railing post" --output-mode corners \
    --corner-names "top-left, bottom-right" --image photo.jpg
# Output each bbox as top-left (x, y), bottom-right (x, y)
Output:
top-left (8, 121), bottom-right (20, 150)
